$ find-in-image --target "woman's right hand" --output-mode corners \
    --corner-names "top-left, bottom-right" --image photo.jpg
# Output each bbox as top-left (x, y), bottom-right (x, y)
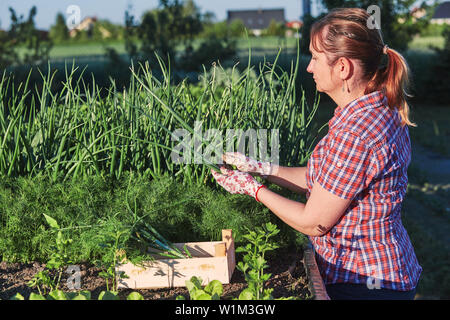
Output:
top-left (222, 152), bottom-right (272, 177)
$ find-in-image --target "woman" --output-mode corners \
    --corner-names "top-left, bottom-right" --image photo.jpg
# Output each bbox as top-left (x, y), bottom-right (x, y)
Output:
top-left (211, 8), bottom-right (422, 300)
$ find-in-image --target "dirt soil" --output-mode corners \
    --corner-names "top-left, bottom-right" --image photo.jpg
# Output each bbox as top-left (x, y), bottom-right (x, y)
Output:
top-left (0, 247), bottom-right (312, 300)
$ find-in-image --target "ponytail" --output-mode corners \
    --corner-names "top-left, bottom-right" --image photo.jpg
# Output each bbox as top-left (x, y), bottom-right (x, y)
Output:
top-left (366, 47), bottom-right (416, 127)
top-left (310, 8), bottom-right (416, 127)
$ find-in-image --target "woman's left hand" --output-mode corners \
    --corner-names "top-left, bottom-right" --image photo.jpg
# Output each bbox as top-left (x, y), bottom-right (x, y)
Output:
top-left (211, 166), bottom-right (262, 199)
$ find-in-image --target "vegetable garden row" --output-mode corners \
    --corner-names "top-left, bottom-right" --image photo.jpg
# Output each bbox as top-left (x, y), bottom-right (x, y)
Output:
top-left (0, 50), bottom-right (324, 300)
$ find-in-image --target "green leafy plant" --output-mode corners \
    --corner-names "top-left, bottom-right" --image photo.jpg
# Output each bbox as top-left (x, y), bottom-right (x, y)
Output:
top-left (26, 269), bottom-right (55, 296)
top-left (178, 223), bottom-right (298, 301)
top-left (176, 276), bottom-right (223, 300)
top-left (9, 290), bottom-right (144, 300)
top-left (27, 213), bottom-right (73, 295)
top-left (236, 222), bottom-right (280, 300)
top-left (95, 229), bottom-right (129, 293)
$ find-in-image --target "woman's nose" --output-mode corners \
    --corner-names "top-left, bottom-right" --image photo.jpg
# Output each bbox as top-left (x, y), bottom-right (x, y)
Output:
top-left (306, 61), bottom-right (313, 74)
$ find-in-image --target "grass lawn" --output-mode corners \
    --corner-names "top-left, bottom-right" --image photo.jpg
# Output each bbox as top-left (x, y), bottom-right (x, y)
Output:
top-left (39, 35), bottom-right (443, 59)
top-left (409, 103), bottom-right (450, 157)
top-left (39, 36), bottom-right (299, 59)
top-left (404, 103), bottom-right (450, 299)
top-left (408, 35), bottom-right (445, 52)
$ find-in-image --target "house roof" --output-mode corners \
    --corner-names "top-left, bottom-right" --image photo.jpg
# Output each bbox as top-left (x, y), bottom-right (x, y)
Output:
top-left (286, 21), bottom-right (303, 29)
top-left (432, 1), bottom-right (450, 19)
top-left (227, 8), bottom-right (285, 29)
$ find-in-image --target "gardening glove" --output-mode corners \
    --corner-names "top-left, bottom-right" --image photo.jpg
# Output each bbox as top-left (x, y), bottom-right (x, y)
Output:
top-left (211, 166), bottom-right (266, 201)
top-left (222, 152), bottom-right (273, 178)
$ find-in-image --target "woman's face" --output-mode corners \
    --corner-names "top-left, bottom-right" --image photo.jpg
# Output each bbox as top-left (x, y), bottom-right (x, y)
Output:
top-left (306, 41), bottom-right (339, 94)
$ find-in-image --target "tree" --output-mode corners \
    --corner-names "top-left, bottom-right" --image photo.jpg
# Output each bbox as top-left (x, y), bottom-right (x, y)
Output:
top-left (262, 19), bottom-right (286, 37)
top-left (319, 0), bottom-right (426, 51)
top-left (8, 6), bottom-right (52, 65)
top-left (121, 0), bottom-right (236, 72)
top-left (425, 25), bottom-right (450, 104)
top-left (0, 29), bottom-right (17, 69)
top-left (49, 13), bottom-right (69, 43)
top-left (299, 13), bottom-right (326, 55)
top-left (228, 19), bottom-right (248, 37)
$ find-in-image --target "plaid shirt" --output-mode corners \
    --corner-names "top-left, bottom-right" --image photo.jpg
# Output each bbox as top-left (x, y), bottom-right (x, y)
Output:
top-left (306, 91), bottom-right (422, 291)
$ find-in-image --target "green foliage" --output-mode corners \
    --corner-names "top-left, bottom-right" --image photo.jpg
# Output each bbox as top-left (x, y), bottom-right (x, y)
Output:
top-left (95, 229), bottom-right (129, 293)
top-left (299, 13), bottom-right (325, 57)
top-left (7, 6), bottom-right (52, 65)
top-left (408, 104), bottom-right (450, 156)
top-left (0, 51), bottom-right (321, 182)
top-left (0, 6), bottom-right (52, 68)
top-left (9, 293), bottom-right (25, 300)
top-left (135, 0), bottom-right (203, 67)
top-left (262, 20), bottom-right (286, 37)
top-left (0, 29), bottom-right (16, 69)
top-left (419, 22), bottom-right (447, 37)
top-left (26, 214), bottom-right (74, 295)
top-left (319, 0), bottom-right (426, 51)
top-left (228, 19), bottom-right (250, 38)
top-left (92, 20), bottom-right (124, 41)
top-left (124, 0), bottom-right (236, 71)
top-left (236, 222), bottom-right (280, 300)
top-left (26, 269), bottom-right (55, 296)
top-left (49, 13), bottom-right (69, 43)
top-left (9, 290), bottom-right (144, 300)
top-left (423, 25), bottom-right (450, 104)
top-left (177, 36), bottom-right (237, 71)
top-left (0, 173), bottom-right (281, 263)
top-left (126, 292), bottom-right (145, 300)
top-left (177, 276), bottom-right (223, 300)
top-left (200, 21), bottom-right (229, 39)
top-left (132, 221), bottom-right (192, 259)
top-left (178, 223), bottom-right (299, 300)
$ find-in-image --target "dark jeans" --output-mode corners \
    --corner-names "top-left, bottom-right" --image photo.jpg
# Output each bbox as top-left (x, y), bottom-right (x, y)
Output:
top-left (326, 283), bottom-right (416, 300)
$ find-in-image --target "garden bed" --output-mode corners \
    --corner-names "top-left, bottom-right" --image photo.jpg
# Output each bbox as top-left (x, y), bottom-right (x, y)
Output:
top-left (0, 247), bottom-right (314, 300)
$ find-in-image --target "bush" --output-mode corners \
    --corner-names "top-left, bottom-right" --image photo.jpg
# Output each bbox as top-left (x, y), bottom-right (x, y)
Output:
top-left (261, 20), bottom-right (286, 37)
top-left (420, 25), bottom-right (450, 104)
top-left (177, 36), bottom-right (237, 71)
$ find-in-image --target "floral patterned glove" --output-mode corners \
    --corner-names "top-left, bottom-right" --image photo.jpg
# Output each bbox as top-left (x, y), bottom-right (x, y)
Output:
top-left (222, 152), bottom-right (273, 178)
top-left (211, 166), bottom-right (266, 201)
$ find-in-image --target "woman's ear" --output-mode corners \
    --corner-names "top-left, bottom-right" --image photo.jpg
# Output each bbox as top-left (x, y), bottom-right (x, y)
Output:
top-left (337, 57), bottom-right (353, 80)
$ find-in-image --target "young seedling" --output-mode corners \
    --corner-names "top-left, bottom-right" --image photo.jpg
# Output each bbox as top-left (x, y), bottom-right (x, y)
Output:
top-left (27, 214), bottom-right (74, 295)
top-left (236, 222), bottom-right (280, 300)
top-left (95, 229), bottom-right (129, 294)
top-left (176, 276), bottom-right (223, 300)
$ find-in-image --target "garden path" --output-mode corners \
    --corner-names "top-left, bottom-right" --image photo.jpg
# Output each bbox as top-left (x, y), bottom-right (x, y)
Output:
top-left (411, 143), bottom-right (450, 184)
top-left (405, 142), bottom-right (450, 248)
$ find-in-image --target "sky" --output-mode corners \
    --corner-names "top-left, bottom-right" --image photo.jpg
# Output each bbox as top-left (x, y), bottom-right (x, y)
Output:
top-left (0, 0), bottom-right (327, 30)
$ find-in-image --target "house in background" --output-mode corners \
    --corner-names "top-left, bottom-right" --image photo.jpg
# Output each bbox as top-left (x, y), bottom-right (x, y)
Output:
top-left (227, 8), bottom-right (285, 36)
top-left (69, 16), bottom-right (97, 38)
top-left (431, 1), bottom-right (450, 24)
top-left (285, 20), bottom-right (303, 37)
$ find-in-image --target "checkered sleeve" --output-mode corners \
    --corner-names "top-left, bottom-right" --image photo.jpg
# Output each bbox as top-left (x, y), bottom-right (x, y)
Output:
top-left (316, 129), bottom-right (371, 200)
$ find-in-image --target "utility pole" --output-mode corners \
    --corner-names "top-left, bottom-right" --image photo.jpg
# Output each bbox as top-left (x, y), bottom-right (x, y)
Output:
top-left (303, 0), bottom-right (311, 17)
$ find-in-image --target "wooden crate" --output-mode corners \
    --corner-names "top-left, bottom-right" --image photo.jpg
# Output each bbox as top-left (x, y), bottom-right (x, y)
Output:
top-left (116, 229), bottom-right (235, 289)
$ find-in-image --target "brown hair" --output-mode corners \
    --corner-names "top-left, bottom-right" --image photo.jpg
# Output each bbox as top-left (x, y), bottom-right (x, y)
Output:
top-left (310, 8), bottom-right (416, 127)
